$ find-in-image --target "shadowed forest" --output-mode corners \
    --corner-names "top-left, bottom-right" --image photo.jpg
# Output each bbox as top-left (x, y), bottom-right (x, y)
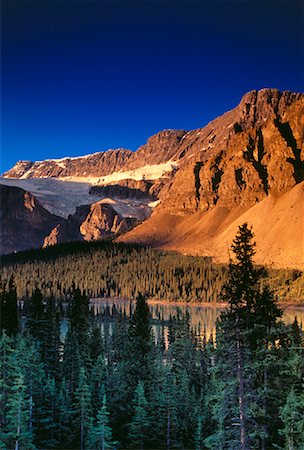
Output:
top-left (1, 224), bottom-right (303, 449)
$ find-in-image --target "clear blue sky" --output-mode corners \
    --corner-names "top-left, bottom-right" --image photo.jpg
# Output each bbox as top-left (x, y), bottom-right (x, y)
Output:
top-left (1, 0), bottom-right (303, 172)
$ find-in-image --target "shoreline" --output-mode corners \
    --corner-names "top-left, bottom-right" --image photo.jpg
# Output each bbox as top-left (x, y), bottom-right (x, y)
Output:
top-left (90, 297), bottom-right (304, 309)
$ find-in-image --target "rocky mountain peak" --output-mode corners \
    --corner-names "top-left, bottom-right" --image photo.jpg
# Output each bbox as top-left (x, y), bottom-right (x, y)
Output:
top-left (236, 88), bottom-right (303, 130)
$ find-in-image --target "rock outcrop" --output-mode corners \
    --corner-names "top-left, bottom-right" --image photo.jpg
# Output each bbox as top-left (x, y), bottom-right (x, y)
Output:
top-left (89, 179), bottom-right (156, 200)
top-left (43, 200), bottom-right (138, 247)
top-left (3, 149), bottom-right (133, 179)
top-left (0, 184), bottom-right (64, 254)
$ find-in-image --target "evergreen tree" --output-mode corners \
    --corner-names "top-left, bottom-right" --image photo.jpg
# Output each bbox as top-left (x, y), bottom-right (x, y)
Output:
top-left (207, 223), bottom-right (282, 450)
top-left (126, 293), bottom-right (153, 387)
top-left (279, 387), bottom-right (304, 450)
top-left (0, 332), bottom-right (13, 445)
top-left (73, 366), bottom-right (92, 450)
top-left (87, 390), bottom-right (114, 450)
top-left (91, 354), bottom-right (107, 416)
top-left (69, 288), bottom-right (91, 367)
top-left (129, 381), bottom-right (150, 450)
top-left (195, 415), bottom-right (204, 450)
top-left (5, 371), bottom-right (35, 450)
top-left (0, 277), bottom-right (18, 336)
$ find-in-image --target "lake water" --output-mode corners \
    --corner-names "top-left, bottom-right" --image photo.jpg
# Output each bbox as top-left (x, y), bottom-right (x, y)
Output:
top-left (91, 299), bottom-right (304, 343)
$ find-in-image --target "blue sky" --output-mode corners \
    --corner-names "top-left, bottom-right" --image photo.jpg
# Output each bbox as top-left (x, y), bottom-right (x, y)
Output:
top-left (1, 0), bottom-right (303, 172)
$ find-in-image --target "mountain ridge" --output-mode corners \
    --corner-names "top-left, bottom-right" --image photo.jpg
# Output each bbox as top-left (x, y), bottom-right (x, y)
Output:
top-left (2, 88), bottom-right (304, 268)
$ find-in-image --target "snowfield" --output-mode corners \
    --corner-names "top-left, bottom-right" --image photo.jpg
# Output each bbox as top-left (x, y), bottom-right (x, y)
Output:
top-left (0, 177), bottom-right (159, 220)
top-left (57, 161), bottom-right (178, 184)
top-left (0, 161), bottom-right (173, 219)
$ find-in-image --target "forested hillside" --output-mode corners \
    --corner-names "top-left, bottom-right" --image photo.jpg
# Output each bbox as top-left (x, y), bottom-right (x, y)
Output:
top-left (1, 240), bottom-right (303, 303)
top-left (0, 225), bottom-right (303, 449)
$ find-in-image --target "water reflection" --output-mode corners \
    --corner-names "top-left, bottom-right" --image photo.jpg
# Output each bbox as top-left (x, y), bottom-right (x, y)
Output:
top-left (91, 299), bottom-right (304, 343)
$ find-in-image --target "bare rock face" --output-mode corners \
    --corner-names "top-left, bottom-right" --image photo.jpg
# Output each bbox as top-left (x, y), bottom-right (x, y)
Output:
top-left (3, 149), bottom-right (133, 179)
top-left (120, 89), bottom-right (304, 268)
top-left (43, 201), bottom-right (138, 247)
top-left (0, 184), bottom-right (64, 254)
top-left (43, 221), bottom-right (82, 247)
top-left (156, 90), bottom-right (304, 215)
top-left (124, 129), bottom-right (186, 170)
top-left (90, 179), bottom-right (156, 200)
top-left (78, 203), bottom-right (127, 240)
top-left (3, 130), bottom-right (186, 180)
top-left (5, 160), bottom-right (34, 179)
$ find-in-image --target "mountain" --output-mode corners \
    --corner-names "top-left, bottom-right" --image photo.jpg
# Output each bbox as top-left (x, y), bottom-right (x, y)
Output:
top-left (0, 184), bottom-right (65, 254)
top-left (120, 89), bottom-right (304, 268)
top-left (43, 200), bottom-right (138, 247)
top-left (2, 129), bottom-right (185, 180)
top-left (2, 88), bottom-right (304, 268)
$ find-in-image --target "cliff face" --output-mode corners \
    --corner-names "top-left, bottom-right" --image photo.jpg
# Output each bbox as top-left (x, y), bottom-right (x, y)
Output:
top-left (156, 89), bottom-right (304, 215)
top-left (119, 89), bottom-right (304, 269)
top-left (43, 201), bottom-right (138, 247)
top-left (3, 130), bottom-right (186, 180)
top-left (3, 149), bottom-right (133, 179)
top-left (0, 185), bottom-right (64, 254)
top-left (2, 88), bottom-right (304, 268)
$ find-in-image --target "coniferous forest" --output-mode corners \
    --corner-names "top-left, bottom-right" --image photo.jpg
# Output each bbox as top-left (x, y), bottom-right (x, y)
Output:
top-left (1, 240), bottom-right (303, 303)
top-left (1, 224), bottom-right (304, 449)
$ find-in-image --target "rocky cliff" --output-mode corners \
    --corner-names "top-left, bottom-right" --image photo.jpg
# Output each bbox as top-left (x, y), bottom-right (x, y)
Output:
top-left (2, 88), bottom-right (304, 267)
top-left (120, 89), bottom-right (304, 268)
top-left (43, 200), bottom-right (138, 247)
top-left (0, 185), bottom-right (65, 253)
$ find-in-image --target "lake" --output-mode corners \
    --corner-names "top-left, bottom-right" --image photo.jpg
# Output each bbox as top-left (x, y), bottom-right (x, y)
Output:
top-left (91, 299), bottom-right (304, 344)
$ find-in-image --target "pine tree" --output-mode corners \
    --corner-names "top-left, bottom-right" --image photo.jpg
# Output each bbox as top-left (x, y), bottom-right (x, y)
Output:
top-left (207, 223), bottom-right (282, 449)
top-left (73, 366), bottom-right (92, 450)
top-left (5, 371), bottom-right (35, 450)
top-left (0, 277), bottom-right (18, 336)
top-left (129, 380), bottom-right (150, 450)
top-left (195, 415), bottom-right (204, 450)
top-left (70, 289), bottom-right (90, 352)
top-left (127, 293), bottom-right (153, 385)
top-left (0, 332), bottom-right (13, 446)
top-left (87, 390), bottom-right (114, 450)
top-left (279, 387), bottom-right (304, 450)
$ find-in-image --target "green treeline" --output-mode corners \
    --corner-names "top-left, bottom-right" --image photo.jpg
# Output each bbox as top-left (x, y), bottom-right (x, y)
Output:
top-left (1, 240), bottom-right (303, 303)
top-left (0, 225), bottom-right (303, 449)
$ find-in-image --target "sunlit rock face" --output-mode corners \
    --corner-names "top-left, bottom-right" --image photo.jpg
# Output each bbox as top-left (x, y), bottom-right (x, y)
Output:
top-left (2, 89), bottom-right (304, 267)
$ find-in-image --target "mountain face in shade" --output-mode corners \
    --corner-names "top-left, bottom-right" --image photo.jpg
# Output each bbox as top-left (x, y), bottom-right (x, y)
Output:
top-left (0, 184), bottom-right (65, 254)
top-left (2, 88), bottom-right (304, 268)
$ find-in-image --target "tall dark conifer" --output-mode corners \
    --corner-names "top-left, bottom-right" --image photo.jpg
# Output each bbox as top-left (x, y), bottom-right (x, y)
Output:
top-left (208, 223), bottom-right (282, 450)
top-left (126, 293), bottom-right (153, 386)
top-left (0, 277), bottom-right (19, 336)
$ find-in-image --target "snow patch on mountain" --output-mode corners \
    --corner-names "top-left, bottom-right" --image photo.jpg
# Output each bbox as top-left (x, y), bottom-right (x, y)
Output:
top-left (0, 177), bottom-right (158, 220)
top-left (58, 161), bottom-right (178, 184)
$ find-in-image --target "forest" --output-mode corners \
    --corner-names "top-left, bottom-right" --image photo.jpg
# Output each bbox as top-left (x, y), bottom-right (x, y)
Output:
top-left (1, 240), bottom-right (303, 303)
top-left (0, 224), bottom-right (303, 449)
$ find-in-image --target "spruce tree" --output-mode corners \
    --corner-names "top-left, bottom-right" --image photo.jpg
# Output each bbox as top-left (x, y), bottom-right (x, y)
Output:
top-left (128, 380), bottom-right (150, 450)
top-left (0, 277), bottom-right (18, 336)
top-left (87, 391), bottom-right (114, 450)
top-left (279, 387), bottom-right (304, 450)
top-left (207, 223), bottom-right (282, 450)
top-left (73, 366), bottom-right (92, 450)
top-left (126, 293), bottom-right (154, 390)
top-left (5, 371), bottom-right (35, 450)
